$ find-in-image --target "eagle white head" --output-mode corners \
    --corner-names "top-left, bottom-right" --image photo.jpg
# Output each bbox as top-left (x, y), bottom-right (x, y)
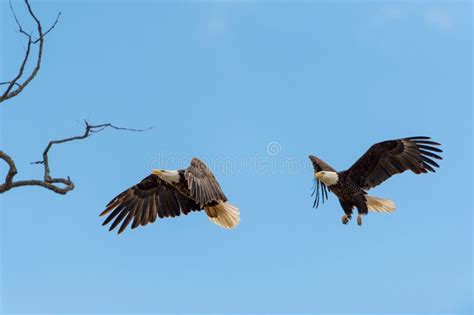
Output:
top-left (315, 171), bottom-right (339, 186)
top-left (152, 169), bottom-right (180, 183)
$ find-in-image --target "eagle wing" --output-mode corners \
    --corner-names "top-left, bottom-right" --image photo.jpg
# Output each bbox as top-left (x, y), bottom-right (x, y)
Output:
top-left (308, 155), bottom-right (337, 208)
top-left (185, 157), bottom-right (227, 207)
top-left (309, 155), bottom-right (337, 173)
top-left (100, 174), bottom-right (201, 234)
top-left (345, 136), bottom-right (442, 190)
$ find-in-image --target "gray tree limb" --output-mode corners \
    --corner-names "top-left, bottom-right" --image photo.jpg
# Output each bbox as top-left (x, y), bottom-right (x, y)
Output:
top-left (0, 121), bottom-right (151, 194)
top-left (0, 0), bottom-right (61, 103)
top-left (1, 1), bottom-right (151, 195)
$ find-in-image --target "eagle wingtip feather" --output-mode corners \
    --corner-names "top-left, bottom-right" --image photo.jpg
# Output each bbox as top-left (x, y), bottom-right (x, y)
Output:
top-left (99, 209), bottom-right (110, 217)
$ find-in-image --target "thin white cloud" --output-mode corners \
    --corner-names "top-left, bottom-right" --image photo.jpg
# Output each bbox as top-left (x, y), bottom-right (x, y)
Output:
top-left (425, 7), bottom-right (454, 31)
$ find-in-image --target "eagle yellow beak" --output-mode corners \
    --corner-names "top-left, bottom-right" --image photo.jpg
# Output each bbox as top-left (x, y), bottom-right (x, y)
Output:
top-left (315, 172), bottom-right (323, 180)
top-left (152, 169), bottom-right (162, 175)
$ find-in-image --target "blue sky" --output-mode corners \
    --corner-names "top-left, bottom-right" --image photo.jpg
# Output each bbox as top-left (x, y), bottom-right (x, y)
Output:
top-left (1, 0), bottom-right (472, 314)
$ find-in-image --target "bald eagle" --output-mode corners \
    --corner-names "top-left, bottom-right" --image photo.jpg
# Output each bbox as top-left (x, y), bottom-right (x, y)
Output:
top-left (309, 136), bottom-right (442, 225)
top-left (100, 158), bottom-right (240, 234)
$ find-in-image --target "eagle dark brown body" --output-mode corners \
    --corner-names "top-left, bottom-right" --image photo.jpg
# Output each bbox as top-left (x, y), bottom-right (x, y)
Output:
top-left (323, 173), bottom-right (369, 223)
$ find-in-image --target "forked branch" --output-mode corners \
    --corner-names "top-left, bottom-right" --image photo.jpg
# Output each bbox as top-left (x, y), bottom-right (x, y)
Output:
top-left (0, 0), bottom-right (61, 103)
top-left (0, 121), bottom-right (151, 194)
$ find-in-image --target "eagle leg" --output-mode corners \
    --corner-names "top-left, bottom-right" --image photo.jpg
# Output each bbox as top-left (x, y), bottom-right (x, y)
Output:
top-left (357, 214), bottom-right (364, 226)
top-left (341, 214), bottom-right (351, 224)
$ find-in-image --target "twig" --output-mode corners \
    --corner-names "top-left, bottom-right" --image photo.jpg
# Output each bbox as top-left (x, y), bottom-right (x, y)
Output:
top-left (0, 82), bottom-right (21, 88)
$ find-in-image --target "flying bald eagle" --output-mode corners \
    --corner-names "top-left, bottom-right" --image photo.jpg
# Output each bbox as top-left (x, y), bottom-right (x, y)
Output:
top-left (100, 158), bottom-right (239, 234)
top-left (309, 136), bottom-right (442, 225)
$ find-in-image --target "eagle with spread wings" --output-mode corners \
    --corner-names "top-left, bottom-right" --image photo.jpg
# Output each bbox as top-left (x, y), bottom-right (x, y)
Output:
top-left (100, 158), bottom-right (239, 234)
top-left (309, 136), bottom-right (442, 225)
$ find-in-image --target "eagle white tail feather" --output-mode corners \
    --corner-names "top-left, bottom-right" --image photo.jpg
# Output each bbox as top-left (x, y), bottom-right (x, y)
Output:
top-left (205, 201), bottom-right (240, 229)
top-left (366, 196), bottom-right (396, 213)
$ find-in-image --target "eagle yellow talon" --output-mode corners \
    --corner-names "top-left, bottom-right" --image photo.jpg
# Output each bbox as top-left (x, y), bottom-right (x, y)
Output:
top-left (341, 214), bottom-right (351, 224)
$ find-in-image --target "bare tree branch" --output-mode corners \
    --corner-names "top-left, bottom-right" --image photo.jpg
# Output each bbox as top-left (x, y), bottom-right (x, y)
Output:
top-left (0, 0), bottom-right (61, 103)
top-left (0, 121), bottom-right (151, 194)
top-left (0, 2), bottom-right (151, 196)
